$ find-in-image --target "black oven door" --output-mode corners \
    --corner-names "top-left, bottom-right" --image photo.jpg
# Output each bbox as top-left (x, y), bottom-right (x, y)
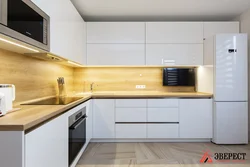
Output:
top-left (69, 115), bottom-right (86, 166)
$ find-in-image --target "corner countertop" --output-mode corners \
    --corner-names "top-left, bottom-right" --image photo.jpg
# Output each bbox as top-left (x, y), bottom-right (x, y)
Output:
top-left (0, 91), bottom-right (212, 131)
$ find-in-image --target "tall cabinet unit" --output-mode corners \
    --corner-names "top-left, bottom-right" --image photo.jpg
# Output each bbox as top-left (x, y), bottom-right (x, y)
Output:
top-left (31, 0), bottom-right (86, 65)
top-left (87, 22), bottom-right (146, 65)
top-left (146, 22), bottom-right (204, 66)
top-left (203, 22), bottom-right (239, 65)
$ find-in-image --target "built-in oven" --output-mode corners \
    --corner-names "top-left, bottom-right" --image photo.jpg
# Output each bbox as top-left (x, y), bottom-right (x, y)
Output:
top-left (68, 107), bottom-right (87, 166)
top-left (0, 0), bottom-right (50, 51)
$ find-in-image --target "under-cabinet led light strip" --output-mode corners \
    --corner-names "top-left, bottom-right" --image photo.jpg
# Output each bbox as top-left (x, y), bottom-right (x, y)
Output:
top-left (68, 61), bottom-right (83, 67)
top-left (0, 37), bottom-right (39, 53)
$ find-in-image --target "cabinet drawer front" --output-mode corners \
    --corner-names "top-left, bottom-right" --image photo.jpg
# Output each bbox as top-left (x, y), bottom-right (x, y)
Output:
top-left (116, 124), bottom-right (147, 138)
top-left (116, 108), bottom-right (146, 122)
top-left (148, 108), bottom-right (179, 122)
top-left (116, 99), bottom-right (147, 107)
top-left (147, 99), bottom-right (179, 107)
top-left (147, 124), bottom-right (179, 138)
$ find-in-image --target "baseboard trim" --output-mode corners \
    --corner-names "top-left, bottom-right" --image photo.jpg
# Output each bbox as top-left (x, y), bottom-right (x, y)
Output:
top-left (91, 138), bottom-right (212, 143)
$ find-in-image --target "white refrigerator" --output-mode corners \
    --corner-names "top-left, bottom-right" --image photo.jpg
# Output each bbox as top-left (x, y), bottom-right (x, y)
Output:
top-left (213, 34), bottom-right (248, 144)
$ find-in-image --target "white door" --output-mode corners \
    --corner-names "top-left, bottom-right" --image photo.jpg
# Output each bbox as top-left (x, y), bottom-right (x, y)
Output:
top-left (25, 114), bottom-right (68, 167)
top-left (213, 102), bottom-right (248, 144)
top-left (214, 34), bottom-right (248, 101)
top-left (179, 99), bottom-right (213, 138)
top-left (93, 99), bottom-right (115, 138)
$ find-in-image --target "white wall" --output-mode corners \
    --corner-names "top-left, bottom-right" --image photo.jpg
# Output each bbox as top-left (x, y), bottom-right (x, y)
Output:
top-left (234, 8), bottom-right (250, 140)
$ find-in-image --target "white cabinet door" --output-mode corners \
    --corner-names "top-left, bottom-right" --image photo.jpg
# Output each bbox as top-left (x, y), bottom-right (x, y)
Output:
top-left (203, 22), bottom-right (239, 65)
top-left (146, 44), bottom-right (203, 65)
top-left (31, 0), bottom-right (86, 65)
top-left (87, 22), bottom-right (145, 43)
top-left (87, 44), bottom-right (145, 65)
top-left (116, 124), bottom-right (147, 138)
top-left (115, 99), bottom-right (147, 107)
top-left (147, 99), bottom-right (179, 108)
top-left (116, 108), bottom-right (147, 122)
top-left (86, 100), bottom-right (93, 145)
top-left (147, 108), bottom-right (179, 122)
top-left (93, 99), bottom-right (115, 138)
top-left (147, 124), bottom-right (179, 138)
top-left (179, 99), bottom-right (213, 138)
top-left (25, 114), bottom-right (68, 167)
top-left (146, 22), bottom-right (203, 44)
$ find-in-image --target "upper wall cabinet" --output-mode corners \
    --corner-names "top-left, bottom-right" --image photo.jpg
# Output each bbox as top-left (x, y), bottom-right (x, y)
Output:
top-left (203, 22), bottom-right (239, 65)
top-left (87, 22), bottom-right (145, 43)
top-left (146, 22), bottom-right (203, 44)
top-left (31, 0), bottom-right (86, 65)
top-left (203, 22), bottom-right (239, 39)
top-left (87, 44), bottom-right (145, 65)
top-left (146, 44), bottom-right (203, 66)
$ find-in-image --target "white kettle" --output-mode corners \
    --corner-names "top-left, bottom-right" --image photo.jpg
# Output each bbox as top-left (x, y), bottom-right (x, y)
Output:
top-left (0, 84), bottom-right (15, 112)
top-left (0, 93), bottom-right (6, 116)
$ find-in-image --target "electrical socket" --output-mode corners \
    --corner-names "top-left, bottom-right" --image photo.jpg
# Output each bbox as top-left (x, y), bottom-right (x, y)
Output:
top-left (136, 85), bottom-right (146, 89)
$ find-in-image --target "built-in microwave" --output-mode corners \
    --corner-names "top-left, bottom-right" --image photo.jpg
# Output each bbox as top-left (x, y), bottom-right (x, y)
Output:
top-left (163, 68), bottom-right (195, 86)
top-left (0, 0), bottom-right (50, 51)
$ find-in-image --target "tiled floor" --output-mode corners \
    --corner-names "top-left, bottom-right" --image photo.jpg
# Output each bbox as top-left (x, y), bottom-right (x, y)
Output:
top-left (76, 142), bottom-right (250, 167)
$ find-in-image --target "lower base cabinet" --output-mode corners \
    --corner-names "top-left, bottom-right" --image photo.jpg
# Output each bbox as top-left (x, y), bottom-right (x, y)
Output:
top-left (25, 113), bottom-right (68, 167)
top-left (179, 99), bottom-right (212, 138)
top-left (147, 124), bottom-right (179, 138)
top-left (116, 124), bottom-right (147, 138)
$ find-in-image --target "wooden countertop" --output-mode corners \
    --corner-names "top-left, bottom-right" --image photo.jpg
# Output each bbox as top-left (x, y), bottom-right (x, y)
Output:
top-left (0, 91), bottom-right (212, 131)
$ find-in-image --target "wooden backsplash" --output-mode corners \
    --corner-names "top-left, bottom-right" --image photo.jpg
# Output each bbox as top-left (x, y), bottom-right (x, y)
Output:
top-left (74, 67), bottom-right (195, 92)
top-left (0, 49), bottom-right (74, 105)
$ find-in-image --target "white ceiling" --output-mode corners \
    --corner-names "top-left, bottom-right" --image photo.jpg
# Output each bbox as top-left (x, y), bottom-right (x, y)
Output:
top-left (71, 0), bottom-right (250, 21)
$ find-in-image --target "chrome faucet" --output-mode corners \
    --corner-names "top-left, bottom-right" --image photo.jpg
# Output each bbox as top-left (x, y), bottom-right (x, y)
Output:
top-left (90, 82), bottom-right (94, 91)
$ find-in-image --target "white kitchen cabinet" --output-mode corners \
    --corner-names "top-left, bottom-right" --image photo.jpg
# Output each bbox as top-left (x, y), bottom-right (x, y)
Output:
top-left (147, 99), bottom-right (179, 108)
top-left (116, 124), bottom-right (147, 138)
top-left (115, 99), bottom-right (147, 107)
top-left (147, 124), bottom-right (179, 138)
top-left (147, 108), bottom-right (179, 122)
top-left (31, 0), bottom-right (86, 65)
top-left (87, 44), bottom-right (145, 65)
top-left (179, 99), bottom-right (212, 138)
top-left (86, 100), bottom-right (93, 145)
top-left (93, 99), bottom-right (115, 138)
top-left (203, 22), bottom-right (239, 65)
top-left (25, 113), bottom-right (68, 167)
top-left (87, 22), bottom-right (145, 43)
top-left (146, 22), bottom-right (203, 44)
top-left (146, 44), bottom-right (203, 65)
top-left (116, 108), bottom-right (147, 122)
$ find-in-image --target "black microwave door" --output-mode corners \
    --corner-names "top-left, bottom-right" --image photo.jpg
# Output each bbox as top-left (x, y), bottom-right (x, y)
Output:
top-left (7, 0), bottom-right (44, 43)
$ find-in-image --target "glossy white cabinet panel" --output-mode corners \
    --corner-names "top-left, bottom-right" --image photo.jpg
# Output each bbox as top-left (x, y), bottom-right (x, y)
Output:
top-left (179, 99), bottom-right (212, 138)
top-left (147, 124), bottom-right (179, 138)
top-left (213, 102), bottom-right (248, 144)
top-left (116, 108), bottom-right (147, 122)
top-left (115, 99), bottom-right (147, 107)
top-left (87, 22), bottom-right (145, 43)
top-left (147, 108), bottom-right (179, 122)
top-left (214, 34), bottom-right (248, 102)
top-left (93, 99), bottom-right (115, 138)
top-left (146, 44), bottom-right (203, 65)
top-left (203, 22), bottom-right (239, 39)
top-left (25, 113), bottom-right (68, 167)
top-left (116, 124), bottom-right (147, 138)
top-left (146, 22), bottom-right (203, 43)
top-left (203, 22), bottom-right (239, 65)
top-left (86, 100), bottom-right (93, 145)
top-left (87, 44), bottom-right (145, 65)
top-left (31, 0), bottom-right (86, 65)
top-left (147, 99), bottom-right (179, 108)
